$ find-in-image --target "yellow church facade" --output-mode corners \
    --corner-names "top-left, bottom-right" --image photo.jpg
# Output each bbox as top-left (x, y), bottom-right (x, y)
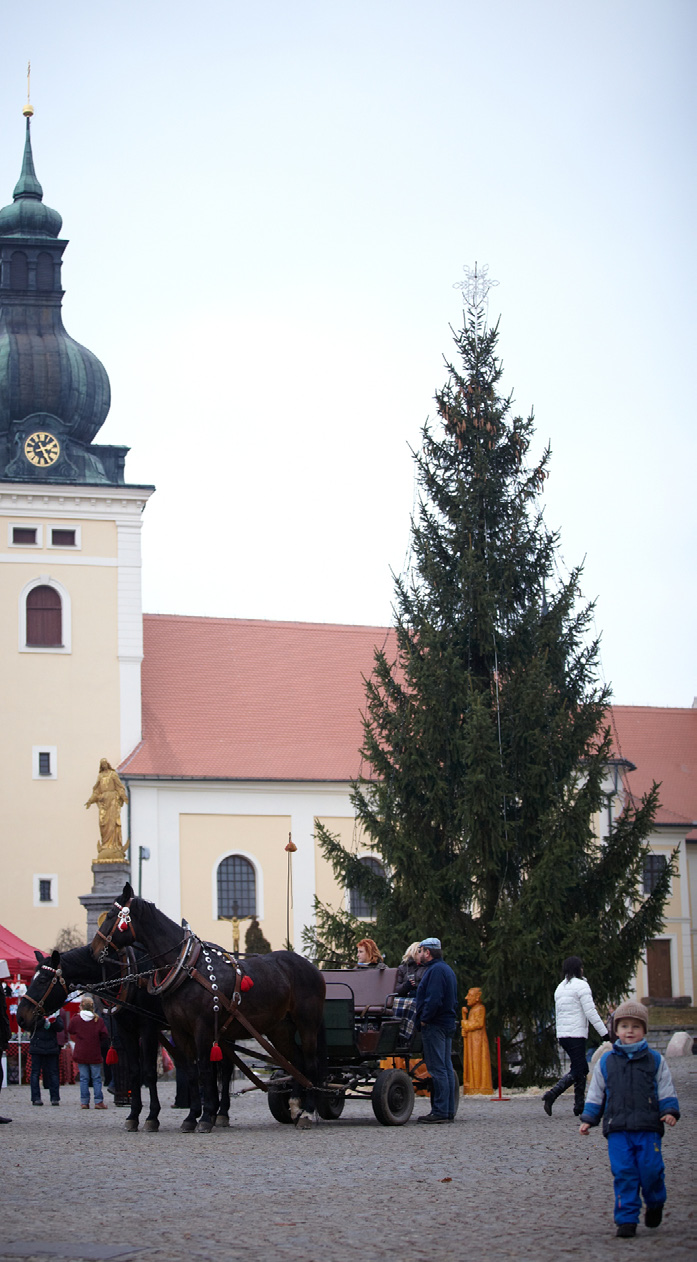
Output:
top-left (0, 485), bottom-right (152, 946)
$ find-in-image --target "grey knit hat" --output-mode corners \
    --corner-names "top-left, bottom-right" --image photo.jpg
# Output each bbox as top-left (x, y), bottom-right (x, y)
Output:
top-left (613, 1000), bottom-right (648, 1032)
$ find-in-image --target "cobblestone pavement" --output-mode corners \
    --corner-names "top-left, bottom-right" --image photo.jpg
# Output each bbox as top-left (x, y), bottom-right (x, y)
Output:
top-left (1, 1059), bottom-right (694, 1262)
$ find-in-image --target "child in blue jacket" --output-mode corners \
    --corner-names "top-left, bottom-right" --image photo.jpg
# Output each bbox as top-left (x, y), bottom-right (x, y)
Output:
top-left (579, 1000), bottom-right (680, 1238)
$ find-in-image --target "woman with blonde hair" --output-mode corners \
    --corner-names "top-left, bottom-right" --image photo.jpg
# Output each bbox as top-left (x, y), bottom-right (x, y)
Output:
top-left (356, 938), bottom-right (383, 966)
top-left (395, 941), bottom-right (425, 996)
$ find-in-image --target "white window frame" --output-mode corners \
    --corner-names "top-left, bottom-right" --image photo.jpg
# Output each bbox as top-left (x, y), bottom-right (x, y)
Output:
top-left (642, 849), bottom-right (673, 899)
top-left (19, 576), bottom-right (72, 654)
top-left (32, 745), bottom-right (58, 780)
top-left (346, 852), bottom-right (384, 921)
top-left (8, 522), bottom-right (43, 548)
top-left (47, 524), bottom-right (82, 550)
top-left (212, 849), bottom-right (264, 922)
top-left (33, 873), bottom-right (59, 907)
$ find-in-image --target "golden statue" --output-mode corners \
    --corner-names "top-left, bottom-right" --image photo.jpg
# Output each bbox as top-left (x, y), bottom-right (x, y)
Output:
top-left (461, 987), bottom-right (493, 1095)
top-left (85, 758), bottom-right (129, 863)
top-left (231, 915), bottom-right (240, 955)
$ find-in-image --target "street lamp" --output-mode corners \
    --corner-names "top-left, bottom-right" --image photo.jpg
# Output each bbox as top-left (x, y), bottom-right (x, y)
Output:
top-left (603, 758), bottom-right (636, 835)
top-left (138, 845), bottom-right (151, 897)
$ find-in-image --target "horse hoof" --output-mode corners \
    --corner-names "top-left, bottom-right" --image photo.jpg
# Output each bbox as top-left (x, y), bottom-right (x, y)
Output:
top-left (143, 1119), bottom-right (160, 1132)
top-left (196, 1120), bottom-right (213, 1134)
top-left (214, 1114), bottom-right (230, 1128)
top-left (295, 1113), bottom-right (313, 1131)
top-left (180, 1118), bottom-right (197, 1133)
top-left (124, 1119), bottom-right (139, 1132)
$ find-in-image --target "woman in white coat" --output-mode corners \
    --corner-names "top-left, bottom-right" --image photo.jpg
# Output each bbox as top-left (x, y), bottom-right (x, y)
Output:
top-left (543, 956), bottom-right (608, 1117)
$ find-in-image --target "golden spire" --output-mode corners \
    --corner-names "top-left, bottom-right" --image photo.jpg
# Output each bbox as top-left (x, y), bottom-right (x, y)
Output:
top-left (23, 61), bottom-right (34, 118)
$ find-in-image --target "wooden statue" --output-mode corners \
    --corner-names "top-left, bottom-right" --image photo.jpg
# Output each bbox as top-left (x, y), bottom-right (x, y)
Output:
top-left (85, 758), bottom-right (129, 863)
top-left (461, 986), bottom-right (493, 1095)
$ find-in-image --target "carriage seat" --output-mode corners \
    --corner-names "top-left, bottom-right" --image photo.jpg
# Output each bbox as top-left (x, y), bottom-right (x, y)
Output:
top-left (321, 967), bottom-right (399, 1017)
top-left (322, 968), bottom-right (401, 1059)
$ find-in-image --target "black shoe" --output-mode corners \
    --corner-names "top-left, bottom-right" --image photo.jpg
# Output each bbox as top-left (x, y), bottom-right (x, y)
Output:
top-left (51, 1100), bottom-right (60, 1106)
top-left (0, 1116), bottom-right (11, 1124)
top-left (542, 1092), bottom-right (554, 1117)
top-left (573, 1104), bottom-right (584, 1116)
top-left (32, 1100), bottom-right (43, 1106)
top-left (616, 1224), bottom-right (637, 1238)
top-left (645, 1205), bottom-right (663, 1229)
top-left (417, 1114), bottom-right (448, 1124)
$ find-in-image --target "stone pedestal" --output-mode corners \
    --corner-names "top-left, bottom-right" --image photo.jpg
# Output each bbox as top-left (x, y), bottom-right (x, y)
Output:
top-left (79, 860), bottom-right (131, 942)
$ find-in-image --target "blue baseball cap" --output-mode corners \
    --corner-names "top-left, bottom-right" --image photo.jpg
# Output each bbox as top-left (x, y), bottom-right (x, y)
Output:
top-left (420, 937), bottom-right (441, 949)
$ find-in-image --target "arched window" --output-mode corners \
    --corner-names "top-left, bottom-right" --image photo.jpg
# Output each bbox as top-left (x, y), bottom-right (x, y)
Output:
top-left (36, 252), bottom-right (54, 291)
top-left (26, 585), bottom-right (62, 647)
top-left (10, 251), bottom-right (28, 289)
top-left (217, 855), bottom-right (256, 919)
top-left (349, 856), bottom-right (384, 919)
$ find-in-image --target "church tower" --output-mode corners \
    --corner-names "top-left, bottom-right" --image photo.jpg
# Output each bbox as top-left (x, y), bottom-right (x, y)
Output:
top-left (0, 108), bottom-right (153, 945)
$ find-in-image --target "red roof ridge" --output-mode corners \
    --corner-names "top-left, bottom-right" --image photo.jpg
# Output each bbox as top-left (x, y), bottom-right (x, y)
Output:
top-left (119, 738), bottom-right (145, 775)
top-left (143, 612), bottom-right (392, 635)
top-left (611, 704), bottom-right (696, 715)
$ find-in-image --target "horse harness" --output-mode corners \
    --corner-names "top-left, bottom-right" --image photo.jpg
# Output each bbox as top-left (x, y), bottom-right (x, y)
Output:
top-left (22, 964), bottom-right (69, 1020)
top-left (94, 899), bottom-right (137, 960)
top-left (100, 898), bottom-right (313, 1093)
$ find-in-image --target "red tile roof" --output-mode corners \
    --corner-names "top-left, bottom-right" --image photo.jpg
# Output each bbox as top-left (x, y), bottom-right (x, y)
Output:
top-left (121, 618), bottom-right (697, 828)
top-left (610, 705), bottom-right (697, 829)
top-left (120, 615), bottom-right (396, 781)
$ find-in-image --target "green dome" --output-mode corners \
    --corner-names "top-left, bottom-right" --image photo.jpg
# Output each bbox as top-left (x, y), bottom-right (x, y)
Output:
top-left (0, 119), bottom-right (62, 238)
top-left (0, 115), bottom-right (111, 448)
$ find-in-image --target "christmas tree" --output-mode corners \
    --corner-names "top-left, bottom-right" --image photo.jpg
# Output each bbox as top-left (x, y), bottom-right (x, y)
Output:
top-left (304, 268), bottom-right (673, 1082)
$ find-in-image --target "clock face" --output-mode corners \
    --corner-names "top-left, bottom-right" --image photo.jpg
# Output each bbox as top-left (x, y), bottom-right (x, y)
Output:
top-left (24, 431), bottom-right (61, 468)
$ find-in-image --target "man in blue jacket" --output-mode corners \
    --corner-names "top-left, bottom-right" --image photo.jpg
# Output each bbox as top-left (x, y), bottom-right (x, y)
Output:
top-left (414, 937), bottom-right (458, 1123)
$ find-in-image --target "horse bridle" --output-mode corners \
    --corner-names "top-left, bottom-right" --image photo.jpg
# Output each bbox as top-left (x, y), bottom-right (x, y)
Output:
top-left (93, 897), bottom-right (137, 961)
top-left (22, 964), bottom-right (69, 1021)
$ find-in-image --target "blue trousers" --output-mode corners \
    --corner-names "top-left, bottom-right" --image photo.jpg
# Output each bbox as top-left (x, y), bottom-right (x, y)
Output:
top-left (607, 1131), bottom-right (666, 1224)
top-left (78, 1062), bottom-right (104, 1105)
top-left (421, 1025), bottom-right (457, 1119)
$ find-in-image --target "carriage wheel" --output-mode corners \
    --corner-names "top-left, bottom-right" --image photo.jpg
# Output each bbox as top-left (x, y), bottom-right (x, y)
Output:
top-left (267, 1071), bottom-right (293, 1125)
top-left (371, 1069), bottom-right (414, 1126)
top-left (316, 1088), bottom-right (345, 1120)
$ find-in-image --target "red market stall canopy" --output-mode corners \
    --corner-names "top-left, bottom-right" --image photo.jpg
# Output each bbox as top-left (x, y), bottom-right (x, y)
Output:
top-left (0, 922), bottom-right (42, 983)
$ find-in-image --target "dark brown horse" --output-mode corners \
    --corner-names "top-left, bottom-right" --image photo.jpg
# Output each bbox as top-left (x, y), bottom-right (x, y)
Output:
top-left (16, 945), bottom-right (220, 1132)
top-left (92, 884), bottom-right (326, 1132)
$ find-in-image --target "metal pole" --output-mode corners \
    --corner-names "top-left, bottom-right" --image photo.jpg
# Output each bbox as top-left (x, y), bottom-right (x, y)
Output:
top-left (489, 1036), bottom-right (510, 1101)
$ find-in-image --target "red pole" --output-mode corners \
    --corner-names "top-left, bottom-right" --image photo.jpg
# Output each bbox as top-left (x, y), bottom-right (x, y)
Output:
top-left (489, 1035), bottom-right (510, 1101)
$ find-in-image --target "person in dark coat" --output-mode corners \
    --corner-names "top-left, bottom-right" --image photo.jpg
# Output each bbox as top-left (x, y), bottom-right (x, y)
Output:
top-left (414, 937), bottom-right (458, 1123)
top-left (0, 971), bottom-right (11, 1123)
top-left (29, 1012), bottom-right (63, 1105)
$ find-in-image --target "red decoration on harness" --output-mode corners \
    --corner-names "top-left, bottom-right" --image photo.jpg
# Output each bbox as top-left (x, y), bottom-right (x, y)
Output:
top-left (106, 1046), bottom-right (119, 1065)
top-left (240, 975), bottom-right (254, 991)
top-left (210, 1042), bottom-right (223, 1062)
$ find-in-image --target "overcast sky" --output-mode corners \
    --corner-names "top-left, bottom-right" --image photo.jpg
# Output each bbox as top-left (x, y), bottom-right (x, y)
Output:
top-left (2, 1), bottom-right (694, 707)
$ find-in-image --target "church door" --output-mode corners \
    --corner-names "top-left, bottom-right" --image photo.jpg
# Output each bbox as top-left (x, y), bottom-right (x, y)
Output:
top-left (646, 940), bottom-right (672, 999)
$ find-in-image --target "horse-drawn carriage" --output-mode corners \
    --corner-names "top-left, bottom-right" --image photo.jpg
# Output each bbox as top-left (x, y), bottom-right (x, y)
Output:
top-left (268, 965), bottom-right (424, 1127)
top-left (19, 886), bottom-right (455, 1131)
